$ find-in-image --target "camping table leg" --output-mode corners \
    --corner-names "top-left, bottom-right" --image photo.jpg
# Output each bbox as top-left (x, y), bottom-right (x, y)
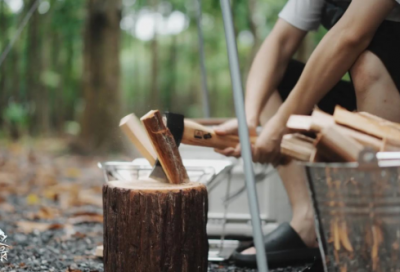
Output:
top-left (220, 1), bottom-right (269, 271)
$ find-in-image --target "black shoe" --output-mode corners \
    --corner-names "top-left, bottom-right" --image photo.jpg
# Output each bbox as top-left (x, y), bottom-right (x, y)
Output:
top-left (230, 223), bottom-right (321, 268)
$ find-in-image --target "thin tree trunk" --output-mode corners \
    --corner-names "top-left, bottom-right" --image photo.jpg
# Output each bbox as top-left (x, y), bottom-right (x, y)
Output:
top-left (149, 0), bottom-right (159, 109)
top-left (0, 1), bottom-right (7, 126)
top-left (163, 35), bottom-right (177, 111)
top-left (78, 0), bottom-right (122, 153)
top-left (26, 0), bottom-right (43, 135)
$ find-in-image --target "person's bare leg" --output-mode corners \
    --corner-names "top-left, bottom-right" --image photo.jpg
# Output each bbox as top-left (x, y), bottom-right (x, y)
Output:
top-left (242, 91), bottom-right (317, 255)
top-left (351, 51), bottom-right (400, 122)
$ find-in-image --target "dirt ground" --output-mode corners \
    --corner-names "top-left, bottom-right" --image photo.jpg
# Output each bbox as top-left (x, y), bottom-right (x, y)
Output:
top-left (0, 139), bottom-right (320, 272)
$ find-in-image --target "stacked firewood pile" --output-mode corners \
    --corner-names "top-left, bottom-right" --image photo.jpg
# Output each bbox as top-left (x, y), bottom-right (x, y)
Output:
top-left (281, 106), bottom-right (400, 163)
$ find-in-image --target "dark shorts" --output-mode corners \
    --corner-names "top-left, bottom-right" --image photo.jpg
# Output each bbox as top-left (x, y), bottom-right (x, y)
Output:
top-left (367, 20), bottom-right (400, 92)
top-left (277, 20), bottom-right (400, 115)
top-left (277, 59), bottom-right (357, 115)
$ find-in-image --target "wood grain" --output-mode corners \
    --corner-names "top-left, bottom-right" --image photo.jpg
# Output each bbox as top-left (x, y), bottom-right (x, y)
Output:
top-left (103, 180), bottom-right (208, 272)
top-left (182, 119), bottom-right (256, 149)
top-left (280, 134), bottom-right (316, 162)
top-left (120, 113), bottom-right (157, 165)
top-left (315, 125), bottom-right (364, 162)
top-left (334, 106), bottom-right (400, 140)
top-left (141, 110), bottom-right (189, 184)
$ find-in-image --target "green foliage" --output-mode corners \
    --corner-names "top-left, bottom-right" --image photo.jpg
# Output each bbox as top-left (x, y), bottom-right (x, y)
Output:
top-left (0, 0), bottom-right (329, 137)
top-left (2, 102), bottom-right (29, 128)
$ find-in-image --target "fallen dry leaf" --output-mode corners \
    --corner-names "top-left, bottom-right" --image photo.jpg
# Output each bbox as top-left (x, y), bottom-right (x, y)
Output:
top-left (16, 221), bottom-right (64, 233)
top-left (65, 168), bottom-right (81, 178)
top-left (68, 215), bottom-right (103, 225)
top-left (0, 203), bottom-right (15, 213)
top-left (26, 194), bottom-right (40, 205)
top-left (66, 268), bottom-right (82, 272)
top-left (78, 189), bottom-right (102, 207)
top-left (30, 206), bottom-right (60, 220)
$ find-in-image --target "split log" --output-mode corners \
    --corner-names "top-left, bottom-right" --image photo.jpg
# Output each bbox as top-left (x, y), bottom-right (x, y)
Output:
top-left (120, 113), bottom-right (157, 166)
top-left (359, 111), bottom-right (400, 131)
top-left (287, 109), bottom-right (334, 133)
top-left (103, 179), bottom-right (209, 272)
top-left (315, 126), bottom-right (364, 162)
top-left (141, 110), bottom-right (189, 184)
top-left (280, 134), bottom-right (316, 162)
top-left (333, 106), bottom-right (400, 140)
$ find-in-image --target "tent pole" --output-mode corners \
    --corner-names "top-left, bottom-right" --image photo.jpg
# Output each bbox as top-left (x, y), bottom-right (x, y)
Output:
top-left (219, 1), bottom-right (268, 271)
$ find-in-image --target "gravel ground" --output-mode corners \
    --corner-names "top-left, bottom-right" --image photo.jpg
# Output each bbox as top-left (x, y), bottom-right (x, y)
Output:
top-left (0, 142), bottom-right (322, 272)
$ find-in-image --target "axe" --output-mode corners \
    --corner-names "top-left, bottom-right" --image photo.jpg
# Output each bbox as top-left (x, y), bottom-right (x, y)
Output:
top-left (144, 111), bottom-right (257, 182)
top-left (164, 111), bottom-right (257, 150)
top-left (122, 110), bottom-right (257, 183)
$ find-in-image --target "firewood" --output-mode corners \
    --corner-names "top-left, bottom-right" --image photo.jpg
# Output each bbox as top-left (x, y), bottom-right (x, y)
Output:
top-left (287, 109), bottom-right (384, 151)
top-left (141, 110), bottom-right (189, 184)
top-left (286, 109), bottom-right (334, 133)
top-left (280, 134), bottom-right (316, 162)
top-left (189, 118), bottom-right (230, 126)
top-left (337, 126), bottom-right (382, 151)
top-left (359, 112), bottom-right (400, 130)
top-left (333, 106), bottom-right (400, 140)
top-left (315, 125), bottom-right (364, 162)
top-left (120, 114), bottom-right (157, 166)
top-left (103, 179), bottom-right (208, 272)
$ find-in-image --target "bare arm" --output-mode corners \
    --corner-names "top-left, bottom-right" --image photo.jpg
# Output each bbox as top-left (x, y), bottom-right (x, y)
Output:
top-left (245, 19), bottom-right (307, 127)
top-left (276, 0), bottom-right (397, 122)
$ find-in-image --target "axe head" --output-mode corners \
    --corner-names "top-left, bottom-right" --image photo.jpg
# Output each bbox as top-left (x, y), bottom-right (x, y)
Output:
top-left (165, 112), bottom-right (184, 147)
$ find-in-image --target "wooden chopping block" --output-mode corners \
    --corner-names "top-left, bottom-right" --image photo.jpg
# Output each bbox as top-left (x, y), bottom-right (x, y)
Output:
top-left (103, 179), bottom-right (208, 272)
top-left (103, 109), bottom-right (208, 271)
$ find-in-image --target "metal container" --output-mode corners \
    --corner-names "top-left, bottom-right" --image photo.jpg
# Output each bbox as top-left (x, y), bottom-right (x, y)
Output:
top-left (305, 151), bottom-right (400, 272)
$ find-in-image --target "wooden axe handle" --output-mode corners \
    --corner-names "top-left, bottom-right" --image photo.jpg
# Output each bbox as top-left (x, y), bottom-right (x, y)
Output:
top-left (181, 119), bottom-right (257, 149)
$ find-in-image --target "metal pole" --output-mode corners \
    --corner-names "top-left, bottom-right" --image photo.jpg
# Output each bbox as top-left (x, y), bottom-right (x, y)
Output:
top-left (219, 1), bottom-right (268, 271)
top-left (194, 0), bottom-right (211, 118)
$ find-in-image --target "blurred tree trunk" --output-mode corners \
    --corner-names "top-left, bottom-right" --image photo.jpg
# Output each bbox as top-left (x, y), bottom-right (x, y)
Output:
top-left (26, 0), bottom-right (49, 135)
top-left (163, 35), bottom-right (177, 111)
top-left (78, 0), bottom-right (122, 153)
top-left (150, 0), bottom-right (159, 109)
top-left (247, 0), bottom-right (259, 57)
top-left (0, 1), bottom-right (7, 126)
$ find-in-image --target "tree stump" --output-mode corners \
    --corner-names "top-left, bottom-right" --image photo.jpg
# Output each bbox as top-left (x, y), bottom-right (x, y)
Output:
top-left (103, 179), bottom-right (209, 272)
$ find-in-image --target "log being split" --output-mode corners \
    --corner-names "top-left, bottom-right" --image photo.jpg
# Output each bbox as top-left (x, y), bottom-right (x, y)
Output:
top-left (103, 179), bottom-right (208, 272)
top-left (141, 110), bottom-right (189, 184)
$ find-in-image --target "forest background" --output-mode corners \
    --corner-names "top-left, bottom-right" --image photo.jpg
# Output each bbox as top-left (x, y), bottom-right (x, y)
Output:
top-left (0, 0), bottom-right (328, 154)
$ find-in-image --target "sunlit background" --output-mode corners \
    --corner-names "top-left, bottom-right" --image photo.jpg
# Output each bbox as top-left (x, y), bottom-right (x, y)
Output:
top-left (0, 0), bottom-right (327, 153)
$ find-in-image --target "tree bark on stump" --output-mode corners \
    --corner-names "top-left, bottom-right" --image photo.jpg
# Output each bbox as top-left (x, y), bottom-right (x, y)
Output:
top-left (103, 179), bottom-right (209, 272)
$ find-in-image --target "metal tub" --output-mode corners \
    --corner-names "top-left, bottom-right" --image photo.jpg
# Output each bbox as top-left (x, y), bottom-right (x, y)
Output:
top-left (305, 151), bottom-right (400, 272)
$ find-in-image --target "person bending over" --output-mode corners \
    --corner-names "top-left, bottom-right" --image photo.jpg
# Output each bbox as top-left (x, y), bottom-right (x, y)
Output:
top-left (215, 0), bottom-right (400, 267)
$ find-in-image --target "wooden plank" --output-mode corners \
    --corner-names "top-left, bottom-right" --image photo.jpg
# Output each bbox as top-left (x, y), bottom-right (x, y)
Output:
top-left (333, 106), bottom-right (400, 140)
top-left (286, 108), bottom-right (334, 133)
top-left (315, 125), bottom-right (364, 162)
top-left (359, 112), bottom-right (400, 130)
top-left (189, 118), bottom-right (231, 127)
top-left (280, 134), bottom-right (316, 162)
top-left (141, 110), bottom-right (189, 184)
top-left (120, 114), bottom-right (157, 166)
top-left (337, 126), bottom-right (382, 151)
